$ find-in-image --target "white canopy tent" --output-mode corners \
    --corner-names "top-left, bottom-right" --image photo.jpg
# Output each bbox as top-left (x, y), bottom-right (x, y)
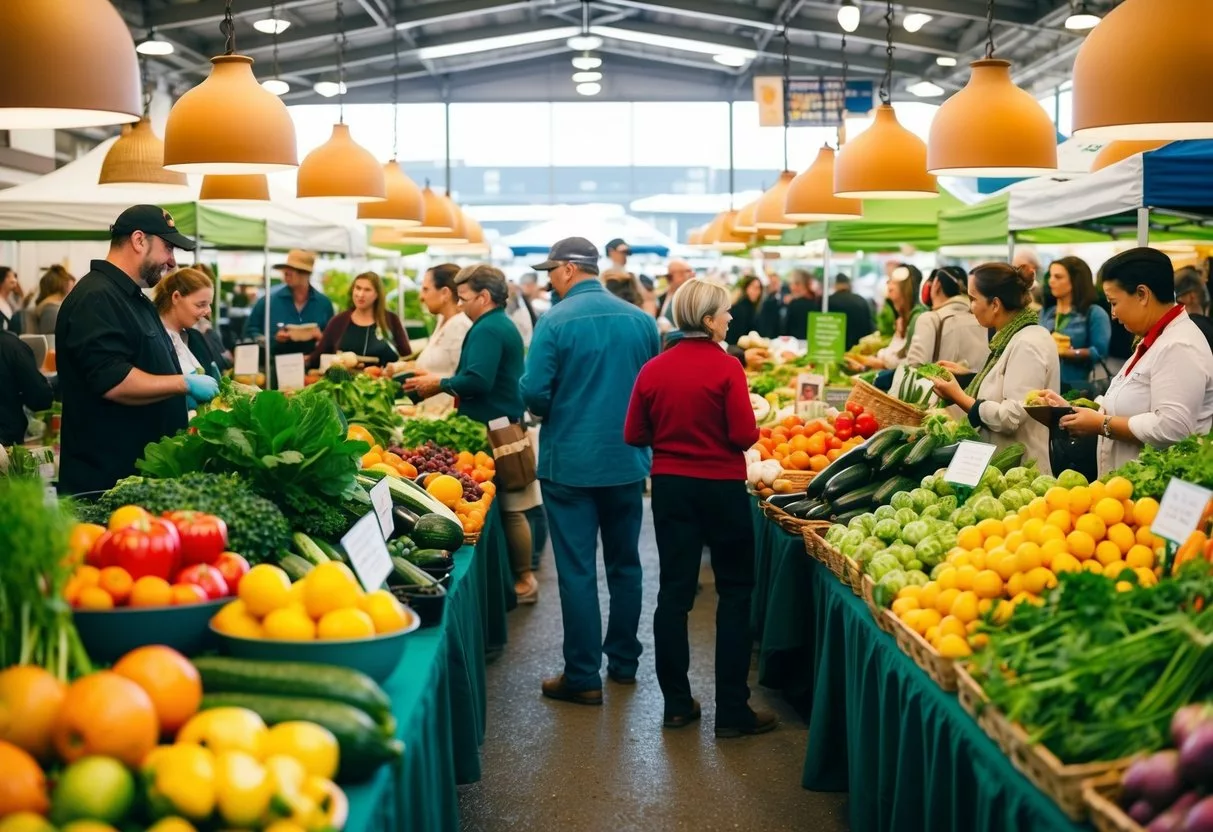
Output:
top-left (498, 205), bottom-right (680, 259)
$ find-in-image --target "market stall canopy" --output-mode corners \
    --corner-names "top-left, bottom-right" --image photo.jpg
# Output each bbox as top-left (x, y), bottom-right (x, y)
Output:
top-left (776, 187), bottom-right (965, 253)
top-left (499, 208), bottom-right (677, 257)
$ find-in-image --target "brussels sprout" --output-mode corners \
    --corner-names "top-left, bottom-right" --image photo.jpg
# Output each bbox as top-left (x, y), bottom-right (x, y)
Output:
top-left (855, 540), bottom-right (886, 566)
top-left (920, 504), bottom-right (943, 521)
top-left (934, 477), bottom-right (956, 497)
top-left (874, 518), bottom-right (902, 543)
top-left (840, 529), bottom-right (866, 555)
top-left (874, 505), bottom-right (898, 522)
top-left (915, 536), bottom-right (947, 567)
top-left (920, 474), bottom-right (938, 493)
top-left (1015, 487), bottom-right (1037, 506)
top-left (973, 496), bottom-right (1007, 521)
top-left (905, 558), bottom-right (924, 572)
top-left (906, 569), bottom-right (930, 586)
top-left (1004, 466), bottom-right (1032, 485)
top-left (876, 569), bottom-right (908, 599)
top-left (890, 491), bottom-right (915, 512)
top-left (825, 524), bottom-right (847, 545)
top-left (951, 507), bottom-right (977, 529)
top-left (934, 529), bottom-right (959, 551)
top-left (867, 553), bottom-right (901, 581)
top-left (999, 489), bottom-right (1026, 512)
top-left (901, 520), bottom-right (931, 547)
top-left (848, 513), bottom-right (877, 535)
top-left (937, 495), bottom-right (959, 515)
top-left (909, 487), bottom-right (939, 513)
top-left (895, 508), bottom-right (919, 527)
top-left (888, 543), bottom-right (916, 563)
top-left (1057, 469), bottom-right (1089, 489)
top-left (1031, 475), bottom-right (1058, 496)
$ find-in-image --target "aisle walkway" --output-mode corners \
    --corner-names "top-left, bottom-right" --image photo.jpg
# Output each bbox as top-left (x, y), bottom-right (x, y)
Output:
top-left (458, 501), bottom-right (848, 831)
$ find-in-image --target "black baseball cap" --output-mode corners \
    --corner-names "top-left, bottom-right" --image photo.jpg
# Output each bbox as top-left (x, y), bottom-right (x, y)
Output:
top-left (110, 204), bottom-right (197, 251)
top-left (532, 237), bottom-right (600, 272)
top-left (605, 238), bottom-right (630, 255)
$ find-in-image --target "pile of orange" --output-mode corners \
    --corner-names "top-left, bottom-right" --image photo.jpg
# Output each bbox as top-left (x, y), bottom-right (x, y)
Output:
top-left (754, 416), bottom-right (865, 471)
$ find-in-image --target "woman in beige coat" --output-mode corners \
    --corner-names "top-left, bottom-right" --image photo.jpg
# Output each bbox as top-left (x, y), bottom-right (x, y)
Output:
top-left (904, 266), bottom-right (990, 369)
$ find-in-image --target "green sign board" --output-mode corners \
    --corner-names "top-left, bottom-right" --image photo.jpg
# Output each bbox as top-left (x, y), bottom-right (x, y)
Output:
top-left (807, 312), bottom-right (847, 364)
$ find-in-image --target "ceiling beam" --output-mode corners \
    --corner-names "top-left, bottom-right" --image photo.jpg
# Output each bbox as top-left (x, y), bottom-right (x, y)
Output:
top-left (353, 0), bottom-right (392, 28)
top-left (394, 0), bottom-right (535, 29)
top-left (149, 0), bottom-right (326, 31)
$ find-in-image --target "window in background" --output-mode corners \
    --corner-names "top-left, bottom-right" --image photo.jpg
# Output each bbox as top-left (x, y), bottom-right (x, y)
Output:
top-left (449, 102), bottom-right (552, 166)
top-left (287, 103), bottom-right (448, 163)
top-left (630, 102), bottom-right (729, 167)
top-left (550, 102), bottom-right (632, 166)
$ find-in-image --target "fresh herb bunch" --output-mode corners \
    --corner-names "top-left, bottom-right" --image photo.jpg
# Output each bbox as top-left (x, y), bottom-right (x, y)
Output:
top-left (76, 473), bottom-right (291, 565)
top-left (0, 445), bottom-right (53, 481)
top-left (915, 363), bottom-right (953, 380)
top-left (921, 409), bottom-right (980, 444)
top-left (0, 479), bottom-right (91, 679)
top-left (302, 373), bottom-right (403, 446)
top-left (971, 567), bottom-right (1213, 764)
top-left (399, 413), bottom-right (490, 454)
top-left (1109, 434), bottom-right (1211, 499)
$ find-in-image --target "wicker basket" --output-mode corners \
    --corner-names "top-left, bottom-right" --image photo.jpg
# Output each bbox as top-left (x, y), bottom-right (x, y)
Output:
top-left (804, 528), bottom-right (847, 580)
top-left (463, 532), bottom-right (480, 546)
top-left (843, 555), bottom-right (864, 595)
top-left (1083, 773), bottom-right (1142, 832)
top-left (776, 469), bottom-right (817, 490)
top-left (884, 608), bottom-right (958, 690)
top-left (955, 665), bottom-right (1134, 821)
top-left (846, 376), bottom-right (926, 429)
top-left (859, 574), bottom-right (895, 633)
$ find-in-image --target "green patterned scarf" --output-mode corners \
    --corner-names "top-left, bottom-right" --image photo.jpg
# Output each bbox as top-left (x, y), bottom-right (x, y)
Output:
top-left (964, 306), bottom-right (1039, 397)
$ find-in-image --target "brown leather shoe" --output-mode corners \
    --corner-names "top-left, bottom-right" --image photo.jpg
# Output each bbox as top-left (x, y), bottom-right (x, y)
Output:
top-left (541, 674), bottom-right (603, 706)
top-left (663, 699), bottom-right (701, 729)
top-left (715, 708), bottom-right (778, 738)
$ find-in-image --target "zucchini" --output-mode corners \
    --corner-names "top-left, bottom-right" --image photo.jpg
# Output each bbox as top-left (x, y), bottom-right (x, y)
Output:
top-left (199, 693), bottom-right (403, 783)
top-left (782, 499), bottom-right (820, 517)
top-left (879, 442), bottom-right (914, 476)
top-left (833, 481), bottom-right (883, 514)
top-left (903, 434), bottom-right (941, 468)
top-left (278, 554), bottom-right (314, 582)
top-left (412, 513), bottom-right (465, 551)
top-left (926, 442), bottom-right (961, 470)
top-left (833, 508), bottom-right (871, 525)
top-left (293, 533), bottom-right (330, 567)
top-left (822, 463), bottom-right (872, 500)
top-left (407, 548), bottom-right (453, 568)
top-left (873, 475), bottom-right (917, 506)
top-left (391, 556), bottom-right (436, 587)
top-left (312, 538), bottom-right (346, 564)
top-left (807, 444), bottom-right (870, 498)
top-left (192, 656), bottom-right (394, 736)
top-left (804, 501), bottom-right (835, 521)
top-left (390, 506), bottom-right (420, 538)
top-left (355, 473), bottom-right (460, 524)
top-left (768, 491), bottom-right (808, 508)
top-left (991, 442), bottom-right (1026, 472)
top-left (863, 428), bottom-right (904, 462)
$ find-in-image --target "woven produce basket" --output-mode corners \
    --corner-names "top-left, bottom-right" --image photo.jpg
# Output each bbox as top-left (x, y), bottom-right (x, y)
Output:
top-left (1083, 772), bottom-right (1145, 832)
top-left (884, 608), bottom-right (957, 690)
top-left (804, 528), bottom-right (847, 580)
top-left (955, 665), bottom-right (1134, 821)
top-left (463, 532), bottom-right (480, 546)
top-left (859, 574), bottom-right (895, 633)
top-left (776, 469), bottom-right (817, 490)
top-left (846, 376), bottom-right (925, 429)
top-left (843, 555), bottom-right (864, 595)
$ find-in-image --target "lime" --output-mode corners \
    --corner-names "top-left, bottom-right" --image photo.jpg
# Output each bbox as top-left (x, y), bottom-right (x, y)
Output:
top-left (51, 756), bottom-right (135, 825)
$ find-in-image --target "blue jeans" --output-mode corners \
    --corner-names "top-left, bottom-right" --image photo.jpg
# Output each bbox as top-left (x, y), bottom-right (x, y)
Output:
top-left (540, 479), bottom-right (645, 692)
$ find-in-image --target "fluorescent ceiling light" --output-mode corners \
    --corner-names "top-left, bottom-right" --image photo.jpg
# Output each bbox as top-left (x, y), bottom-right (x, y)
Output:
top-left (1064, 4), bottom-right (1101, 30)
top-left (572, 53), bottom-right (602, 70)
top-left (935, 55), bottom-right (957, 67)
top-left (136, 34), bottom-right (174, 56)
top-left (262, 78), bottom-right (290, 95)
top-left (572, 71), bottom-right (603, 83)
top-left (837, 1), bottom-right (860, 33)
top-left (591, 26), bottom-right (758, 60)
top-left (903, 13), bottom-right (933, 32)
top-left (713, 52), bottom-right (749, 67)
top-left (907, 80), bottom-right (944, 97)
top-left (567, 34), bottom-right (604, 50)
top-left (416, 27), bottom-right (577, 60)
top-left (252, 18), bottom-right (291, 35)
top-left (313, 81), bottom-right (347, 97)
top-left (576, 82), bottom-right (602, 96)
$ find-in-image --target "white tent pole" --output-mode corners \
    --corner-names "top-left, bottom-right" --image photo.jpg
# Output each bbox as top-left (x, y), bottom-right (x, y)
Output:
top-left (1137, 207), bottom-right (1150, 247)
top-left (1007, 232), bottom-right (1014, 263)
top-left (821, 242), bottom-right (831, 314)
top-left (263, 240), bottom-right (272, 385)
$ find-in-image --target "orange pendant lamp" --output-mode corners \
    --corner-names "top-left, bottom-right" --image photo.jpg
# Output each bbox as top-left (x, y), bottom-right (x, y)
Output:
top-left (754, 172), bottom-right (798, 233)
top-left (98, 118), bottom-right (188, 189)
top-left (733, 199), bottom-right (760, 235)
top-left (785, 145), bottom-right (862, 221)
top-left (358, 161), bottom-right (424, 225)
top-left (834, 104), bottom-right (937, 199)
top-left (927, 58), bottom-right (1057, 176)
top-left (296, 123), bottom-right (386, 202)
top-left (0, 0), bottom-right (141, 129)
top-left (705, 211), bottom-right (749, 252)
top-left (1072, 0), bottom-right (1213, 140)
top-left (200, 174), bottom-right (271, 201)
top-left (395, 193), bottom-right (469, 245)
top-left (1091, 140), bottom-right (1170, 172)
top-left (686, 226), bottom-right (704, 247)
top-left (407, 185), bottom-right (457, 234)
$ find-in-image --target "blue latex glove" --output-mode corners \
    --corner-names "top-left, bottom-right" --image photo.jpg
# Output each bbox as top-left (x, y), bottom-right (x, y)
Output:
top-left (185, 373), bottom-right (220, 403)
top-left (186, 395), bottom-right (199, 411)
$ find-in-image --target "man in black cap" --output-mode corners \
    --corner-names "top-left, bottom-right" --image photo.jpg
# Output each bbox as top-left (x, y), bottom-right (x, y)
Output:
top-left (605, 238), bottom-right (630, 270)
top-left (56, 205), bottom-right (219, 494)
top-left (521, 236), bottom-right (661, 705)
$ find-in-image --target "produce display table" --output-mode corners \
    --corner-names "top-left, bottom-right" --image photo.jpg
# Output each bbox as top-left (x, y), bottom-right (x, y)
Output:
top-left (748, 500), bottom-right (1088, 832)
top-left (345, 503), bottom-right (512, 832)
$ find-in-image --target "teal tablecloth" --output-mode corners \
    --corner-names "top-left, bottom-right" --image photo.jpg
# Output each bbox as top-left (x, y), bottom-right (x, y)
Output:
top-left (749, 500), bottom-right (1086, 832)
top-left (345, 502), bottom-right (513, 832)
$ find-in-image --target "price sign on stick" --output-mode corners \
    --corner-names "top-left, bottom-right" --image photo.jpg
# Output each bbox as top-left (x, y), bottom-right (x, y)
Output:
top-left (943, 440), bottom-right (999, 488)
top-left (233, 344), bottom-right (260, 376)
top-left (1153, 478), bottom-right (1213, 546)
top-left (275, 353), bottom-right (306, 391)
top-left (369, 477), bottom-right (395, 541)
top-left (341, 512), bottom-right (394, 592)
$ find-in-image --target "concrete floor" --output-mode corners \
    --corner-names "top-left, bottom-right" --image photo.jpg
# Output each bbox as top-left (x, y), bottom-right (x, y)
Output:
top-left (458, 501), bottom-right (849, 832)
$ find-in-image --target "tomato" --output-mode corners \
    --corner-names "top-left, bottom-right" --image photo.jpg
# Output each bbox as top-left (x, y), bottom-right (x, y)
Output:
top-left (162, 511), bottom-right (228, 566)
top-left (845, 401), bottom-right (865, 416)
top-left (214, 552), bottom-right (251, 594)
top-left (854, 412), bottom-right (879, 438)
top-left (176, 564), bottom-right (230, 600)
top-left (108, 505), bottom-right (150, 532)
top-left (832, 428), bottom-right (849, 444)
top-left (803, 419), bottom-right (828, 436)
top-left (96, 518), bottom-right (181, 582)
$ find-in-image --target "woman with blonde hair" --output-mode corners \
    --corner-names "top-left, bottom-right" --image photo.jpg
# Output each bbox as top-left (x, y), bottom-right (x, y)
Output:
top-left (152, 267), bottom-right (217, 379)
top-left (625, 278), bottom-right (776, 738)
top-left (32, 265), bottom-right (75, 335)
top-left (309, 271), bottom-right (410, 368)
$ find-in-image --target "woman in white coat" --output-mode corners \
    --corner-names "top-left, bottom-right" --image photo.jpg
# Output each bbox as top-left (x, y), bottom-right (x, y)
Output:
top-left (931, 263), bottom-right (1061, 476)
top-left (1049, 248), bottom-right (1213, 478)
top-left (414, 263), bottom-right (472, 415)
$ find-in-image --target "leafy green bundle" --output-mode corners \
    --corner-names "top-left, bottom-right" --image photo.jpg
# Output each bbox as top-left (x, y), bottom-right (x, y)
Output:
top-left (921, 409), bottom-right (980, 444)
top-left (302, 373), bottom-right (403, 446)
top-left (1109, 434), bottom-right (1211, 499)
top-left (399, 413), bottom-right (489, 454)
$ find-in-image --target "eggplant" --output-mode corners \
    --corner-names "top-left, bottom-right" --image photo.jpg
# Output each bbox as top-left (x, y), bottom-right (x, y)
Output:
top-left (1181, 725), bottom-right (1213, 786)
top-left (1173, 704), bottom-right (1213, 748)
top-left (1147, 792), bottom-right (1200, 832)
top-left (1123, 751), bottom-right (1184, 811)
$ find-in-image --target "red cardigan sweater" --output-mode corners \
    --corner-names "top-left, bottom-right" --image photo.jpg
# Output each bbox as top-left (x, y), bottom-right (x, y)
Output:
top-left (307, 310), bottom-right (411, 369)
top-left (624, 338), bottom-right (759, 480)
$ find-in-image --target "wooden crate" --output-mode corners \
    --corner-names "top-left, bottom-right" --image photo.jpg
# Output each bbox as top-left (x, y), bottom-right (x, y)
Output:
top-left (954, 665), bottom-right (1134, 821)
top-left (884, 608), bottom-right (958, 691)
top-left (1083, 772), bottom-right (1143, 832)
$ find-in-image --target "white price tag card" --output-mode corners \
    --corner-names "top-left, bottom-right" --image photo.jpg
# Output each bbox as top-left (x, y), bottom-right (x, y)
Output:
top-left (943, 440), bottom-right (999, 488)
top-left (233, 344), bottom-right (260, 376)
top-left (275, 353), bottom-right (306, 391)
top-left (319, 354), bottom-right (337, 372)
top-left (340, 512), bottom-right (394, 592)
top-left (1152, 478), bottom-right (1213, 545)
top-left (370, 477), bottom-right (395, 541)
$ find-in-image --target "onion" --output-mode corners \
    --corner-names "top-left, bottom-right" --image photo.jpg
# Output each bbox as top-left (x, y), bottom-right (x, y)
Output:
top-left (1182, 796), bottom-right (1213, 832)
top-left (1149, 792), bottom-right (1201, 832)
top-left (1173, 704), bottom-right (1213, 749)
top-left (1124, 751), bottom-right (1185, 808)
top-left (1181, 725), bottom-right (1213, 786)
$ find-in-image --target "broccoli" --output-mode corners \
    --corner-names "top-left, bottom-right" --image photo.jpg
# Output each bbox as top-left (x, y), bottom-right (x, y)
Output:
top-left (324, 365), bottom-right (355, 384)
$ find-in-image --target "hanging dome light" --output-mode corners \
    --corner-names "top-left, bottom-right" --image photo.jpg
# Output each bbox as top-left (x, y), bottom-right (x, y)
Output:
top-left (837, 0), bottom-right (860, 33)
top-left (0, 0), bottom-right (141, 129)
top-left (1072, 0), bottom-right (1213, 140)
top-left (704, 211), bottom-right (749, 252)
top-left (358, 161), bottom-right (424, 226)
top-left (164, 55), bottom-right (298, 173)
top-left (927, 59), bottom-right (1058, 176)
top-left (733, 199), bottom-right (760, 234)
top-left (406, 185), bottom-right (457, 234)
top-left (754, 171), bottom-right (797, 232)
top-left (296, 122), bottom-right (386, 202)
top-left (576, 82), bottom-right (602, 96)
top-left (572, 71), bottom-right (603, 83)
top-left (785, 146), bottom-right (862, 221)
top-left (1091, 140), bottom-right (1169, 172)
top-left (396, 196), bottom-right (470, 245)
top-left (262, 78), bottom-right (290, 96)
top-left (200, 174), bottom-right (271, 201)
top-left (1064, 2), bottom-right (1101, 30)
top-left (567, 34), bottom-right (603, 51)
top-left (98, 118), bottom-right (189, 189)
top-left (834, 104), bottom-right (937, 199)
top-left (572, 53), bottom-right (602, 70)
top-left (136, 31), bottom-right (175, 56)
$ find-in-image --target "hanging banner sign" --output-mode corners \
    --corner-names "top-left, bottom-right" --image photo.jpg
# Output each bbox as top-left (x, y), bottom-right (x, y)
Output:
top-left (754, 77), bottom-right (876, 127)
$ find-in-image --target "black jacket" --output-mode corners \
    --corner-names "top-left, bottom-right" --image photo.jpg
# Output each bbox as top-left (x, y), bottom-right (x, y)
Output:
top-left (0, 331), bottom-right (54, 445)
top-left (827, 289), bottom-right (876, 349)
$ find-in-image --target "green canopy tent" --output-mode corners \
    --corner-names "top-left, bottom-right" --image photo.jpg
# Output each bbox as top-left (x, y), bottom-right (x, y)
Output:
top-left (775, 187), bottom-right (967, 252)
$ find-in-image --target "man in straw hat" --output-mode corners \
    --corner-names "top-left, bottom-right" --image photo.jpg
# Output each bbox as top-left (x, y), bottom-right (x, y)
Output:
top-left (246, 249), bottom-right (334, 357)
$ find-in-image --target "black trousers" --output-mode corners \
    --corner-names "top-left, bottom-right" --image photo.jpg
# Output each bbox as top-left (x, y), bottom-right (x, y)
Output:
top-left (651, 474), bottom-right (755, 724)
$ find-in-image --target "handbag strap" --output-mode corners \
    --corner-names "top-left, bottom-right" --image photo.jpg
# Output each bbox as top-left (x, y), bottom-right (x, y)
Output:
top-left (931, 310), bottom-right (949, 363)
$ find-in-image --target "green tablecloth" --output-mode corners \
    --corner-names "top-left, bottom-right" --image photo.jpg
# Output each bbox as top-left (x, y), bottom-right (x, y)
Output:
top-left (345, 502), bottom-right (513, 832)
top-left (748, 500), bottom-right (1086, 832)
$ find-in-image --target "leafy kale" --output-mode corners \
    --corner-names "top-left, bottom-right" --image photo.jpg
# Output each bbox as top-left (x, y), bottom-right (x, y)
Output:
top-left (302, 373), bottom-right (402, 446)
top-left (399, 413), bottom-right (490, 454)
top-left (1109, 434), bottom-right (1210, 499)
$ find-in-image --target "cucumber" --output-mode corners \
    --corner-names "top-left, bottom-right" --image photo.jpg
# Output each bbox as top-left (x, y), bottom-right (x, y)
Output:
top-left (407, 548), bottom-right (453, 567)
top-left (879, 442), bottom-right (914, 476)
top-left (191, 657), bottom-right (395, 735)
top-left (391, 556), bottom-right (436, 587)
top-left (293, 533), bottom-right (330, 566)
top-left (199, 693), bottom-right (403, 783)
top-left (312, 538), bottom-right (347, 564)
top-left (991, 443), bottom-right (1026, 472)
top-left (807, 444), bottom-right (870, 498)
top-left (355, 473), bottom-right (461, 524)
top-left (833, 481), bottom-right (883, 514)
top-left (391, 506), bottom-right (420, 537)
top-left (903, 434), bottom-right (941, 468)
top-left (782, 499), bottom-right (820, 517)
top-left (863, 428), bottom-right (904, 462)
top-left (804, 501), bottom-right (835, 521)
top-left (823, 463), bottom-right (872, 500)
top-left (767, 491), bottom-right (808, 508)
top-left (833, 508), bottom-right (871, 525)
top-left (926, 442), bottom-right (961, 470)
top-left (873, 475), bottom-right (918, 506)
top-left (278, 553), bottom-right (314, 582)
top-left (412, 513), bottom-right (464, 551)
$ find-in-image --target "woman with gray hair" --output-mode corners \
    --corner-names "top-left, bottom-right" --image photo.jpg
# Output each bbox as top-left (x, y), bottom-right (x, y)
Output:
top-left (625, 279), bottom-right (777, 738)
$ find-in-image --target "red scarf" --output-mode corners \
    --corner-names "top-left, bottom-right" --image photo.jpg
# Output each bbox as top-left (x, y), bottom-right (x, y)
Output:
top-left (1123, 304), bottom-right (1184, 376)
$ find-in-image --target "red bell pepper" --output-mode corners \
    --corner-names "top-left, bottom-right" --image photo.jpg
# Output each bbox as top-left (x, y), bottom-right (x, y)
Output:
top-left (214, 552), bottom-right (250, 594)
top-left (162, 511), bottom-right (228, 566)
top-left (96, 518), bottom-right (182, 582)
top-left (176, 564), bottom-right (230, 600)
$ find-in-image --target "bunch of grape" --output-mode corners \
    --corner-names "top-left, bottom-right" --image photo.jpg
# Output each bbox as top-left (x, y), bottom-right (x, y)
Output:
top-left (392, 441), bottom-right (483, 501)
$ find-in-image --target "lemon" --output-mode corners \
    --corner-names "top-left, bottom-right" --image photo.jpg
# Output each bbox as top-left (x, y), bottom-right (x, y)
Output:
top-left (1074, 513), bottom-right (1107, 542)
top-left (1134, 497), bottom-right (1160, 527)
top-left (1045, 510), bottom-right (1072, 534)
top-left (891, 597), bottom-right (919, 616)
top-left (1103, 560), bottom-right (1129, 580)
top-left (1105, 523), bottom-right (1134, 554)
top-left (1003, 514), bottom-right (1023, 533)
top-left (1039, 538), bottom-right (1066, 568)
top-left (985, 535), bottom-right (1005, 552)
top-left (917, 608), bottom-right (942, 631)
top-left (303, 562), bottom-right (363, 621)
top-left (1039, 523), bottom-right (1067, 544)
top-left (239, 564), bottom-right (292, 618)
top-left (992, 600), bottom-right (1014, 623)
top-left (1125, 544), bottom-right (1155, 569)
top-left (1051, 552), bottom-right (1082, 574)
top-left (316, 608), bottom-right (376, 640)
top-left (1105, 476), bottom-right (1134, 502)
top-left (897, 585), bottom-right (923, 601)
top-left (1094, 540), bottom-right (1122, 566)
top-left (1006, 572), bottom-right (1025, 597)
top-left (1027, 496), bottom-right (1050, 520)
top-left (938, 615), bottom-right (967, 639)
top-left (288, 580), bottom-right (307, 604)
top-left (950, 552), bottom-right (972, 569)
top-left (976, 518), bottom-right (1005, 540)
top-left (1068, 486), bottom-right (1092, 516)
top-left (1135, 567), bottom-right (1158, 588)
top-left (1116, 580), bottom-right (1134, 593)
top-left (967, 547), bottom-right (988, 570)
top-left (1004, 531), bottom-right (1025, 553)
top-left (1023, 566), bottom-right (1057, 595)
top-left (359, 590), bottom-right (413, 634)
top-left (917, 583), bottom-right (940, 612)
top-left (1065, 530), bottom-right (1096, 560)
top-left (992, 551), bottom-right (1018, 581)
top-left (957, 526), bottom-right (983, 550)
top-left (1016, 541), bottom-right (1043, 571)
top-left (0, 815), bottom-right (56, 832)
top-left (212, 601), bottom-right (265, 639)
top-left (1020, 518), bottom-right (1045, 545)
top-left (901, 608), bottom-right (924, 630)
top-left (1122, 499), bottom-right (1136, 523)
top-left (973, 569), bottom-right (1003, 599)
top-left (1044, 487), bottom-right (1071, 513)
top-left (1094, 497), bottom-right (1125, 526)
top-left (977, 597), bottom-right (994, 615)
top-left (954, 565), bottom-right (978, 592)
top-left (1087, 480), bottom-right (1107, 504)
top-left (934, 588), bottom-right (961, 616)
top-left (147, 821), bottom-right (197, 832)
top-left (936, 634), bottom-right (972, 659)
top-left (1082, 559), bottom-right (1104, 574)
top-left (950, 591), bottom-right (980, 624)
top-left (263, 722), bottom-right (339, 780)
top-left (262, 607), bottom-right (317, 641)
top-left (969, 632), bottom-right (990, 651)
top-left (1137, 524), bottom-right (1162, 548)
top-left (935, 567), bottom-right (958, 591)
